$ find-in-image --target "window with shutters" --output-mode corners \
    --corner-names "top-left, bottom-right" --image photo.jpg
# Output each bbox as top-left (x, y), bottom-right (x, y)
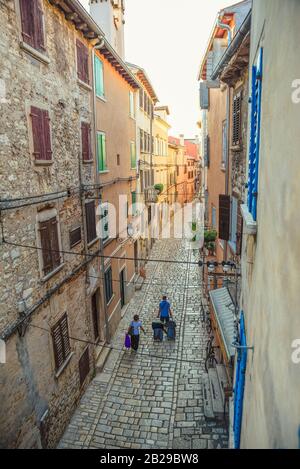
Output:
top-left (30, 106), bottom-right (52, 163)
top-left (131, 191), bottom-right (137, 216)
top-left (100, 203), bottom-right (109, 242)
top-left (39, 216), bottom-right (62, 277)
top-left (76, 39), bottom-right (89, 85)
top-left (19, 0), bottom-right (45, 52)
top-left (97, 132), bottom-right (107, 172)
top-left (129, 91), bottom-right (135, 118)
top-left (130, 141), bottom-right (136, 169)
top-left (248, 48), bottom-right (263, 222)
top-left (51, 313), bottom-right (71, 372)
top-left (81, 122), bottom-right (92, 162)
top-left (212, 206), bottom-right (217, 230)
top-left (219, 194), bottom-right (231, 241)
top-left (232, 90), bottom-right (242, 146)
top-left (69, 226), bottom-right (81, 248)
top-left (79, 347), bottom-right (90, 386)
top-left (85, 201), bottom-right (97, 244)
top-left (104, 266), bottom-right (113, 304)
top-left (139, 89), bottom-right (143, 109)
top-left (94, 55), bottom-right (104, 98)
top-left (222, 121), bottom-right (228, 168)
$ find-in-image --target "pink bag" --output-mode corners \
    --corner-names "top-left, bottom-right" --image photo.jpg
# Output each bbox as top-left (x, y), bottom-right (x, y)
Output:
top-left (125, 333), bottom-right (131, 349)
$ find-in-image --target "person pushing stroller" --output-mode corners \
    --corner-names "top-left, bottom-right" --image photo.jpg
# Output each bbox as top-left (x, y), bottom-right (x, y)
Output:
top-left (157, 295), bottom-right (173, 323)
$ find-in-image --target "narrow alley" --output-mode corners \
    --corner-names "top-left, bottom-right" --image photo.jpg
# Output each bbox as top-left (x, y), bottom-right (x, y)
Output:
top-left (58, 239), bottom-right (228, 450)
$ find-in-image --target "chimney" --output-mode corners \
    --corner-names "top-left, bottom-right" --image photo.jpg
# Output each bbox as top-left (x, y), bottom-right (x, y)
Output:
top-left (179, 134), bottom-right (184, 147)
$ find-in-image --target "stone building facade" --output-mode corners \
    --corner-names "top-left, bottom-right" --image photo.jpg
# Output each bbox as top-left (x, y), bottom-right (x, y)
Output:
top-left (0, 0), bottom-right (107, 449)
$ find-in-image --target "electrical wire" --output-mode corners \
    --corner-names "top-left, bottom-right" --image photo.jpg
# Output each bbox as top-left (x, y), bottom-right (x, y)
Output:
top-left (2, 240), bottom-right (201, 266)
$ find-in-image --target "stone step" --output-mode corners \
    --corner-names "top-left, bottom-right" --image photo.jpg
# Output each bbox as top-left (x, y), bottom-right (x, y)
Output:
top-left (202, 373), bottom-right (215, 420)
top-left (216, 364), bottom-right (230, 404)
top-left (95, 344), bottom-right (111, 374)
top-left (208, 368), bottom-right (224, 419)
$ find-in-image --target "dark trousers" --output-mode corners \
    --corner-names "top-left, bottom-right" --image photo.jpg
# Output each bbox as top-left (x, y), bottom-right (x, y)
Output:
top-left (160, 316), bottom-right (169, 324)
top-left (131, 334), bottom-right (140, 351)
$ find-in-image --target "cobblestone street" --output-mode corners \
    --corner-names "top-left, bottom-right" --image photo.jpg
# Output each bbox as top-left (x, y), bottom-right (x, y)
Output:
top-left (58, 239), bottom-right (228, 449)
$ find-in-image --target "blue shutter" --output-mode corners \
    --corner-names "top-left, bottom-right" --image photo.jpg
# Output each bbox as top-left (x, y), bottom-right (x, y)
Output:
top-left (233, 312), bottom-right (248, 449)
top-left (247, 48), bottom-right (263, 222)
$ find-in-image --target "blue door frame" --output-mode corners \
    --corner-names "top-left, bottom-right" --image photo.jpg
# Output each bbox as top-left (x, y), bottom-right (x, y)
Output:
top-left (234, 312), bottom-right (247, 449)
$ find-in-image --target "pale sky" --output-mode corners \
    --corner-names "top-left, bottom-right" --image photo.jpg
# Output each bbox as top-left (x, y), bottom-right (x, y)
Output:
top-left (79, 0), bottom-right (236, 138)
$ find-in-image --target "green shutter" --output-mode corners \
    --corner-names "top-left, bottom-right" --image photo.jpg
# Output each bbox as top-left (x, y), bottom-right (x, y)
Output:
top-left (131, 141), bottom-right (136, 169)
top-left (131, 191), bottom-right (136, 216)
top-left (97, 133), bottom-right (106, 172)
top-left (94, 56), bottom-right (104, 98)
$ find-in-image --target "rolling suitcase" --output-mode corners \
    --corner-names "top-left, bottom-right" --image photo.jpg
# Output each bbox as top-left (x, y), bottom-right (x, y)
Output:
top-left (152, 322), bottom-right (164, 342)
top-left (167, 320), bottom-right (176, 340)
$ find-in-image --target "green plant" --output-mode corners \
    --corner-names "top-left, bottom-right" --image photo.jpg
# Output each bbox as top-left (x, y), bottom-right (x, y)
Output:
top-left (204, 230), bottom-right (217, 244)
top-left (192, 222), bottom-right (197, 232)
top-left (154, 183), bottom-right (164, 194)
top-left (207, 242), bottom-right (215, 253)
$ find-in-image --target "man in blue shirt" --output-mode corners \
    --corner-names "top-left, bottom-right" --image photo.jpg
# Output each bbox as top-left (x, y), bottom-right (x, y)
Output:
top-left (157, 295), bottom-right (173, 324)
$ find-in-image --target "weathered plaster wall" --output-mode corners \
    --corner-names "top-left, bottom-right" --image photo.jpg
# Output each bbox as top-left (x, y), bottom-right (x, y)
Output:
top-left (241, 0), bottom-right (300, 449)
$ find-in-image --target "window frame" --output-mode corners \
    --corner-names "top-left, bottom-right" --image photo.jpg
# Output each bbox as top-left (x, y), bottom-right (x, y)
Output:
top-left (94, 54), bottom-right (105, 99)
top-left (36, 209), bottom-right (63, 280)
top-left (229, 196), bottom-right (238, 253)
top-left (130, 140), bottom-right (136, 169)
top-left (18, 0), bottom-right (46, 54)
top-left (51, 313), bottom-right (72, 374)
top-left (104, 266), bottom-right (113, 305)
top-left (85, 200), bottom-right (97, 245)
top-left (97, 131), bottom-right (107, 173)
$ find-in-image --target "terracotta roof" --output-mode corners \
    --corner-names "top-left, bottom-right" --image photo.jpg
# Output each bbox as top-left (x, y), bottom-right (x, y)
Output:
top-left (184, 141), bottom-right (199, 159)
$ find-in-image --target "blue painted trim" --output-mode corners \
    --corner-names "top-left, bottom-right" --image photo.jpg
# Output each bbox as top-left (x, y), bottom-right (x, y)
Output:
top-left (233, 312), bottom-right (247, 449)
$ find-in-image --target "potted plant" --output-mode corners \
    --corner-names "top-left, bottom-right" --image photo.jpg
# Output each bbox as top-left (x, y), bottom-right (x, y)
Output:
top-left (154, 183), bottom-right (164, 194)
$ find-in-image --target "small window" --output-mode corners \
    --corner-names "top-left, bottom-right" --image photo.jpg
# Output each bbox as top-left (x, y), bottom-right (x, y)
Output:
top-left (79, 347), bottom-right (90, 386)
top-left (232, 90), bottom-right (242, 146)
top-left (69, 226), bottom-right (81, 248)
top-left (39, 216), bottom-right (61, 276)
top-left (76, 39), bottom-right (89, 84)
top-left (129, 91), bottom-right (135, 118)
top-left (139, 89), bottom-right (143, 108)
top-left (19, 0), bottom-right (45, 52)
top-left (81, 122), bottom-right (92, 162)
top-left (85, 201), bottom-right (97, 244)
top-left (104, 267), bottom-right (113, 304)
top-left (30, 106), bottom-right (52, 162)
top-left (131, 191), bottom-right (137, 216)
top-left (94, 55), bottom-right (104, 98)
top-left (97, 132), bottom-right (107, 172)
top-left (130, 141), bottom-right (136, 169)
top-left (117, 154), bottom-right (120, 166)
top-left (52, 313), bottom-right (71, 372)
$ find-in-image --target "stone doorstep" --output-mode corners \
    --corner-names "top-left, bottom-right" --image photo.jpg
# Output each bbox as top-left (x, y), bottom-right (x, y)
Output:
top-left (95, 343), bottom-right (112, 374)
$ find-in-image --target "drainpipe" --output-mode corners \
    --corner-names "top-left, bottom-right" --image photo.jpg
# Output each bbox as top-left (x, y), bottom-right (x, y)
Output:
top-left (217, 13), bottom-right (232, 262)
top-left (92, 37), bottom-right (111, 344)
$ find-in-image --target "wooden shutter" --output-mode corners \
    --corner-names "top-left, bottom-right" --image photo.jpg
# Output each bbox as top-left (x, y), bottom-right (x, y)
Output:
top-left (79, 347), bottom-right (90, 386)
top-left (31, 106), bottom-right (43, 160)
top-left (219, 195), bottom-right (231, 241)
top-left (49, 217), bottom-right (61, 269)
top-left (39, 220), bottom-right (53, 275)
top-left (69, 227), bottom-right (81, 248)
top-left (52, 313), bottom-right (71, 371)
top-left (233, 91), bottom-right (242, 146)
top-left (236, 201), bottom-right (243, 255)
top-left (42, 110), bottom-right (52, 160)
top-left (86, 201), bottom-right (96, 244)
top-left (81, 122), bottom-right (91, 161)
top-left (76, 40), bottom-right (84, 81)
top-left (35, 0), bottom-right (45, 51)
top-left (19, 0), bottom-right (35, 47)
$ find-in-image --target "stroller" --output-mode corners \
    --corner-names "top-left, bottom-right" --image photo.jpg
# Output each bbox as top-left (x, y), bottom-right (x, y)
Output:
top-left (152, 321), bottom-right (166, 342)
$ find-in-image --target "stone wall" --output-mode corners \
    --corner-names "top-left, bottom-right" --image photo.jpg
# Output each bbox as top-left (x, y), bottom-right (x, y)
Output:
top-left (0, 0), bottom-right (101, 448)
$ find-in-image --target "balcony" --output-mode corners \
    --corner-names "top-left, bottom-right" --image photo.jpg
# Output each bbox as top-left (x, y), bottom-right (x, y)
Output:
top-left (144, 187), bottom-right (158, 204)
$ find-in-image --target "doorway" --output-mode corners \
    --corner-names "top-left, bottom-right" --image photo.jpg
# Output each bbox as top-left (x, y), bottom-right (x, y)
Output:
top-left (120, 269), bottom-right (126, 308)
top-left (91, 289), bottom-right (100, 341)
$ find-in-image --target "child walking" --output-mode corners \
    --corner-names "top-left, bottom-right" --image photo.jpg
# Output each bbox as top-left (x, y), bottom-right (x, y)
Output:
top-left (128, 315), bottom-right (145, 351)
